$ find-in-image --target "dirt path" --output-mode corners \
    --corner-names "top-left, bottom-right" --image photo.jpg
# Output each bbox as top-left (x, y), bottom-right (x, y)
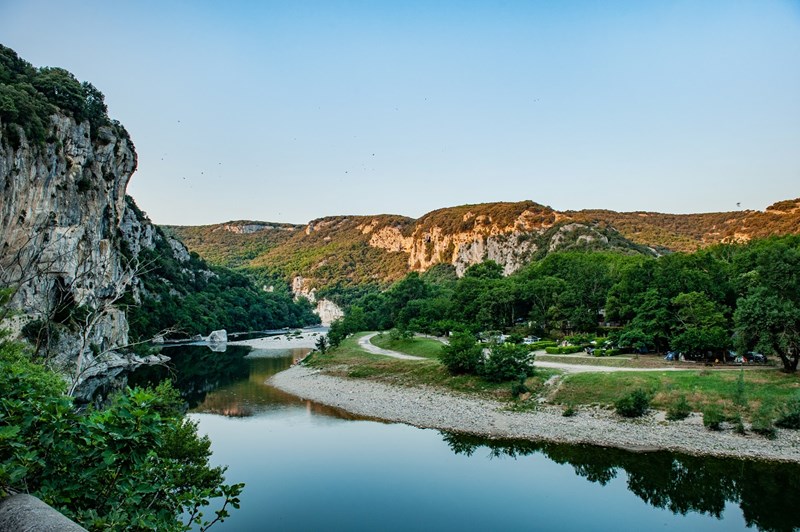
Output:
top-left (358, 333), bottom-right (426, 360)
top-left (533, 352), bottom-right (753, 373)
top-left (533, 359), bottom-right (712, 373)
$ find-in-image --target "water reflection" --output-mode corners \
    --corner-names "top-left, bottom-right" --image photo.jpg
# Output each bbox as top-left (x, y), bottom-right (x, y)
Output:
top-left (128, 344), bottom-right (252, 408)
top-left (129, 343), bottom-right (799, 531)
top-left (129, 343), bottom-right (371, 420)
top-left (441, 432), bottom-right (800, 532)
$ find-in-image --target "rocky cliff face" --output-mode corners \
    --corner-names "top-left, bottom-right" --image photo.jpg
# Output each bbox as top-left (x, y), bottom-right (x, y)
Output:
top-left (0, 115), bottom-right (135, 346)
top-left (171, 201), bottom-right (659, 297)
top-left (0, 115), bottom-right (179, 396)
top-left (366, 203), bottom-right (567, 275)
top-left (290, 275), bottom-right (343, 326)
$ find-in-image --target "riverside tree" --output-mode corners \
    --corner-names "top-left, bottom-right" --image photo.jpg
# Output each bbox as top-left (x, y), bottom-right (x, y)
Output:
top-left (734, 237), bottom-right (800, 372)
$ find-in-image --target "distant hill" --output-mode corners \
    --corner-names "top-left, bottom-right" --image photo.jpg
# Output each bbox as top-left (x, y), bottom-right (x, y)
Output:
top-left (167, 198), bottom-right (800, 294)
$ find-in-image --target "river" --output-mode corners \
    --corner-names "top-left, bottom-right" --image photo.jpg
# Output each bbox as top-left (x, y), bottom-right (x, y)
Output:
top-left (129, 342), bottom-right (800, 531)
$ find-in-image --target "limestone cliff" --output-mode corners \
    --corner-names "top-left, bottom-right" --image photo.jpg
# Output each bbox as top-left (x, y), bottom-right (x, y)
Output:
top-left (172, 201), bottom-right (656, 299)
top-left (0, 114), bottom-right (185, 396)
top-left (0, 115), bottom-right (135, 350)
top-left (368, 201), bottom-right (569, 275)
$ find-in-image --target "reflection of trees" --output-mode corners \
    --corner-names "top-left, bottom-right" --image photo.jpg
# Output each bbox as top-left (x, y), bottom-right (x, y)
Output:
top-left (441, 431), bottom-right (800, 532)
top-left (128, 345), bottom-right (250, 407)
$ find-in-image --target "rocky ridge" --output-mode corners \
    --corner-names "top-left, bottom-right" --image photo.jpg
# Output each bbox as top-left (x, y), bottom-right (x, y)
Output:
top-left (171, 197), bottom-right (800, 298)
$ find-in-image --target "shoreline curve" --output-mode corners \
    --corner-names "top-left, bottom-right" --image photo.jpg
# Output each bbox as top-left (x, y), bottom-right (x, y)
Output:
top-left (269, 365), bottom-right (800, 463)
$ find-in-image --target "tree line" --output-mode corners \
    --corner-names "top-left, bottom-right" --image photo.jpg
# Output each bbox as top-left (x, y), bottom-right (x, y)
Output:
top-left (328, 235), bottom-right (800, 372)
top-left (1, 44), bottom-right (122, 145)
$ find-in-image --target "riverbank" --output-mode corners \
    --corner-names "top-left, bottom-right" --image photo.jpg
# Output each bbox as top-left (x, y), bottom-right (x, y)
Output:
top-left (269, 364), bottom-right (800, 463)
top-left (229, 330), bottom-right (324, 350)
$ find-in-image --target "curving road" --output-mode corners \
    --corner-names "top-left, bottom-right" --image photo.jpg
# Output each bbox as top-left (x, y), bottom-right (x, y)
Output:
top-left (358, 332), bottom-right (426, 360)
top-left (355, 336), bottom-right (750, 372)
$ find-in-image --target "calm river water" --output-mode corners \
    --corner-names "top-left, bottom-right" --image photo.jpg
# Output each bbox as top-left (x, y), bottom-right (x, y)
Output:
top-left (130, 343), bottom-right (800, 532)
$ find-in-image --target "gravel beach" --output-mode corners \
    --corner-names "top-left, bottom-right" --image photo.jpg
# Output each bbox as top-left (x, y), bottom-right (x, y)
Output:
top-left (270, 365), bottom-right (800, 463)
top-left (229, 331), bottom-right (323, 350)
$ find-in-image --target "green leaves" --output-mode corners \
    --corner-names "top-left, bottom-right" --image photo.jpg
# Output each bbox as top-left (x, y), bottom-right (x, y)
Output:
top-left (0, 340), bottom-right (243, 530)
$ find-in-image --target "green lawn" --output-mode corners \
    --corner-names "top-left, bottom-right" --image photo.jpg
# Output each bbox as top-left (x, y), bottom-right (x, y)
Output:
top-left (370, 333), bottom-right (444, 359)
top-left (306, 333), bottom-right (557, 401)
top-left (552, 369), bottom-right (800, 420)
top-left (307, 334), bottom-right (800, 419)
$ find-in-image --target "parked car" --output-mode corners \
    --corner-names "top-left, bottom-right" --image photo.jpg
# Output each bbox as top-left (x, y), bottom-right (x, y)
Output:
top-left (734, 352), bottom-right (767, 364)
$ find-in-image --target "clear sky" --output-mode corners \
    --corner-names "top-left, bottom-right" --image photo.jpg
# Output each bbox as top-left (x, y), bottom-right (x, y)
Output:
top-left (1, 1), bottom-right (798, 225)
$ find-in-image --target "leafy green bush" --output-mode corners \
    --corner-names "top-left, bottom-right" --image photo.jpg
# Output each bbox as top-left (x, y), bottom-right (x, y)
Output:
top-left (592, 348), bottom-right (621, 357)
top-left (528, 340), bottom-right (557, 350)
top-left (481, 343), bottom-right (535, 383)
top-left (615, 389), bottom-right (650, 418)
top-left (775, 395), bottom-right (800, 429)
top-left (703, 404), bottom-right (725, 430)
top-left (565, 333), bottom-right (595, 346)
top-left (439, 332), bottom-right (483, 375)
top-left (0, 339), bottom-right (242, 529)
top-left (562, 405), bottom-right (576, 417)
top-left (510, 379), bottom-right (529, 398)
top-left (666, 395), bottom-right (691, 421)
top-left (751, 403), bottom-right (777, 439)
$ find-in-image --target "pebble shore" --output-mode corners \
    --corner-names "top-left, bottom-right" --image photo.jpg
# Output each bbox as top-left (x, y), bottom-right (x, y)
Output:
top-left (270, 365), bottom-right (800, 463)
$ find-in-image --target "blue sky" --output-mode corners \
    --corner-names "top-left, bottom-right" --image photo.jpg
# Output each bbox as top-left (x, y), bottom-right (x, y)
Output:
top-left (1, 1), bottom-right (798, 224)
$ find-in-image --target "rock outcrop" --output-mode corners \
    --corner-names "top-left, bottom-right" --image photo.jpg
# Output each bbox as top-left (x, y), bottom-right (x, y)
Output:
top-left (208, 329), bottom-right (228, 344)
top-left (290, 275), bottom-right (343, 326)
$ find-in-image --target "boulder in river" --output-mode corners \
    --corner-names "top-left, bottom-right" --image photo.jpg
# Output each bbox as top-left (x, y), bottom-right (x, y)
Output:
top-left (208, 329), bottom-right (228, 344)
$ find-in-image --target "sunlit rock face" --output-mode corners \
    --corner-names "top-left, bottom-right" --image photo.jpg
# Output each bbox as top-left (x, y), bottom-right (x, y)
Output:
top-left (290, 275), bottom-right (343, 326)
top-left (367, 203), bottom-right (579, 276)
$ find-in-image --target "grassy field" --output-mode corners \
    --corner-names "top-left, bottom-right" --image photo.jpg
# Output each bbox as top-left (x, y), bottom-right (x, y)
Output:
top-left (307, 333), bottom-right (800, 420)
top-left (552, 369), bottom-right (800, 420)
top-left (370, 333), bottom-right (444, 359)
top-left (307, 333), bottom-right (556, 402)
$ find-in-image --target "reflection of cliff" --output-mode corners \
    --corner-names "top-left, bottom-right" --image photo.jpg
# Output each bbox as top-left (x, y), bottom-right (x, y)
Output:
top-left (441, 432), bottom-right (800, 532)
top-left (190, 349), bottom-right (375, 421)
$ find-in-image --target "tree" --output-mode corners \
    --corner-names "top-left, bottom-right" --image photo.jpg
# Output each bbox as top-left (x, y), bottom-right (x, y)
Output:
top-left (670, 291), bottom-right (730, 360)
top-left (315, 335), bottom-right (328, 354)
top-left (480, 343), bottom-right (535, 382)
top-left (464, 260), bottom-right (504, 280)
top-left (733, 238), bottom-right (800, 372)
top-left (735, 288), bottom-right (800, 372)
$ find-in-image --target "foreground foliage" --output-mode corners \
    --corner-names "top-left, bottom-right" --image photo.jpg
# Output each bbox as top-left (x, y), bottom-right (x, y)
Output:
top-left (0, 337), bottom-right (242, 530)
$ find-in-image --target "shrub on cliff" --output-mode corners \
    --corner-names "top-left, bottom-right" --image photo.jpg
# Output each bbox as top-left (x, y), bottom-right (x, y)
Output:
top-left (0, 45), bottom-right (113, 144)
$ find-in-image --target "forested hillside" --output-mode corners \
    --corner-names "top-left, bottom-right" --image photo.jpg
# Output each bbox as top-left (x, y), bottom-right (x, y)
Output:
top-left (169, 198), bottom-right (800, 298)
